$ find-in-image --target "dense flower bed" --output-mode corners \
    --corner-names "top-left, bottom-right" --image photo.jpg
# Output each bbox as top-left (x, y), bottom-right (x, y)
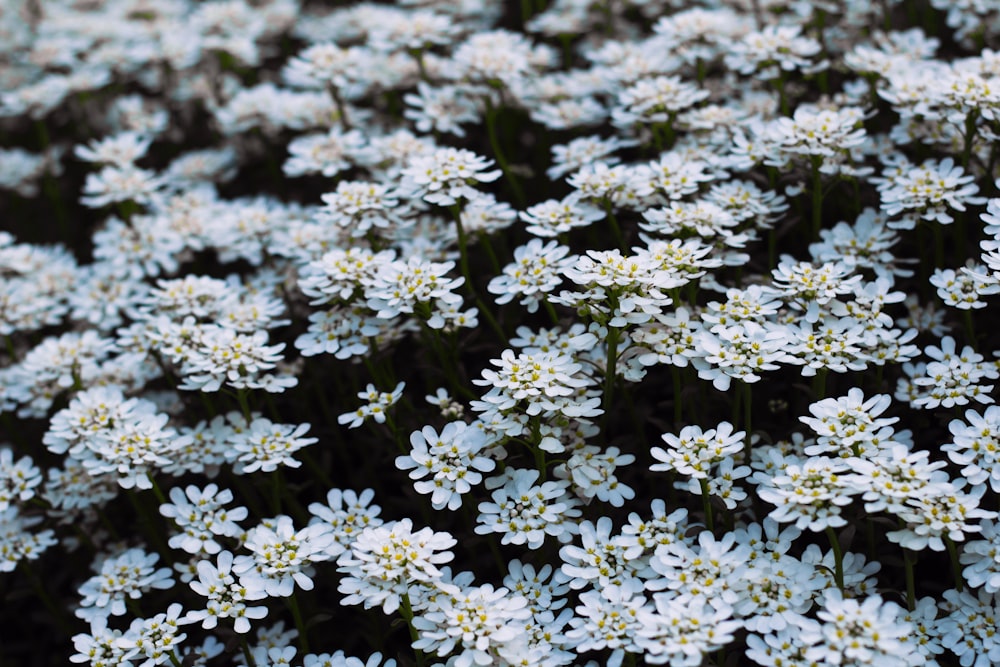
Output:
top-left (3, 0), bottom-right (1000, 665)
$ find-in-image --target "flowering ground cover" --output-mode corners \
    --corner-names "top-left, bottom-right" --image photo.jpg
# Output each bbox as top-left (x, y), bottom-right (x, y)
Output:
top-left (5, 0), bottom-right (1000, 665)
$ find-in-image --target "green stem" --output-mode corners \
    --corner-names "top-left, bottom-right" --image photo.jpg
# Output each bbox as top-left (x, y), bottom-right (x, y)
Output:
top-left (811, 157), bottom-right (824, 239)
top-left (672, 365), bottom-right (682, 427)
top-left (945, 535), bottom-right (964, 592)
top-left (478, 232), bottom-right (502, 275)
top-left (825, 525), bottom-right (844, 591)
top-left (399, 591), bottom-right (426, 667)
top-left (327, 84), bottom-right (350, 130)
top-left (236, 388), bottom-right (253, 423)
top-left (529, 417), bottom-right (546, 480)
top-left (812, 368), bottom-right (828, 400)
top-left (699, 477), bottom-right (714, 532)
top-left (605, 200), bottom-right (625, 251)
top-left (602, 323), bottom-right (621, 431)
top-left (484, 96), bottom-right (525, 206)
top-left (542, 298), bottom-right (560, 327)
top-left (963, 309), bottom-right (977, 351)
top-left (742, 382), bottom-right (753, 465)
top-left (962, 110), bottom-right (979, 171)
top-left (449, 205), bottom-right (507, 344)
top-left (241, 638), bottom-right (257, 667)
top-left (271, 468), bottom-right (284, 515)
top-left (127, 490), bottom-right (172, 563)
top-left (903, 547), bottom-right (916, 610)
top-left (146, 473), bottom-right (167, 506)
top-left (20, 561), bottom-right (72, 636)
top-left (932, 222), bottom-right (944, 268)
top-left (286, 594), bottom-right (310, 653)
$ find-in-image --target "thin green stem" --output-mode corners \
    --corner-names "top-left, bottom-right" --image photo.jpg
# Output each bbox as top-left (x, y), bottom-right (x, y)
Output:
top-left (20, 561), bottom-right (72, 636)
top-left (399, 591), bottom-right (426, 667)
top-left (825, 525), bottom-right (844, 591)
top-left (327, 84), bottom-right (350, 130)
top-left (811, 157), bottom-right (824, 239)
top-left (903, 547), bottom-right (916, 611)
top-left (812, 368), bottom-right (828, 400)
top-left (672, 365), bottom-right (682, 427)
top-left (945, 535), bottom-right (964, 592)
top-left (963, 309), bottom-right (977, 351)
top-left (742, 382), bottom-right (753, 465)
top-left (146, 473), bottom-right (167, 506)
top-left (962, 110), bottom-right (979, 171)
top-left (236, 388), bottom-right (253, 422)
top-left (602, 323), bottom-right (621, 433)
top-left (542, 298), bottom-right (560, 327)
top-left (286, 594), bottom-right (310, 653)
top-left (699, 477), bottom-right (714, 532)
top-left (271, 468), bottom-right (284, 515)
top-left (932, 222), bottom-right (944, 268)
top-left (605, 200), bottom-right (625, 251)
top-left (241, 638), bottom-right (257, 667)
top-left (449, 205), bottom-right (507, 344)
top-left (484, 96), bottom-right (525, 206)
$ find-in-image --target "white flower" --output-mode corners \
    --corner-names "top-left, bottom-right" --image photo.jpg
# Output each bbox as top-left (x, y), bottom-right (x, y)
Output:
top-left (613, 75), bottom-right (709, 126)
top-left (227, 418), bottom-right (317, 474)
top-left (81, 165), bottom-right (165, 208)
top-left (175, 326), bottom-right (294, 393)
top-left (75, 132), bottom-right (152, 167)
top-left (404, 82), bottom-right (480, 138)
top-left (886, 482), bottom-right (996, 551)
top-left (908, 336), bottom-right (997, 409)
top-left (879, 157), bottom-right (985, 228)
top-left (939, 588), bottom-right (1000, 667)
top-left (363, 256), bottom-right (465, 321)
top-left (284, 129), bottom-right (365, 178)
top-left (186, 551), bottom-right (268, 634)
top-left (118, 603), bottom-right (189, 667)
top-left (650, 422), bottom-right (745, 479)
top-left (646, 530), bottom-right (750, 604)
top-left (557, 444), bottom-right (636, 507)
top-left (412, 584), bottom-right (532, 667)
top-left (0, 448), bottom-right (41, 512)
top-left (560, 516), bottom-right (639, 590)
top-left (338, 382), bottom-right (405, 429)
top-left (396, 421), bottom-right (496, 511)
top-left (476, 468), bottom-right (581, 549)
top-left (799, 388), bottom-right (899, 455)
top-left (945, 405), bottom-right (1000, 492)
top-left (565, 579), bottom-right (645, 667)
top-left (317, 181), bottom-right (405, 239)
top-left (931, 263), bottom-right (1000, 309)
top-left (337, 519), bottom-right (456, 614)
top-left (76, 548), bottom-right (174, 621)
top-left (725, 24), bottom-right (824, 77)
top-left (234, 516), bottom-right (338, 597)
top-left (519, 197), bottom-right (604, 238)
top-left (636, 595), bottom-right (742, 666)
top-left (159, 484), bottom-right (248, 555)
top-left (71, 617), bottom-right (137, 667)
top-left (693, 321), bottom-right (795, 391)
top-left (801, 590), bottom-right (916, 667)
top-left (400, 147), bottom-right (500, 207)
top-left (487, 239), bottom-right (573, 313)
top-left (962, 519), bottom-right (1000, 592)
top-left (755, 456), bottom-right (859, 532)
top-left (0, 506), bottom-right (57, 572)
top-left (473, 348), bottom-right (599, 418)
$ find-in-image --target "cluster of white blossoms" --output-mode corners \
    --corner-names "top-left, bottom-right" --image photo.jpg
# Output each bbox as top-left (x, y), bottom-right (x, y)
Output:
top-left (5, 0), bottom-right (1000, 666)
